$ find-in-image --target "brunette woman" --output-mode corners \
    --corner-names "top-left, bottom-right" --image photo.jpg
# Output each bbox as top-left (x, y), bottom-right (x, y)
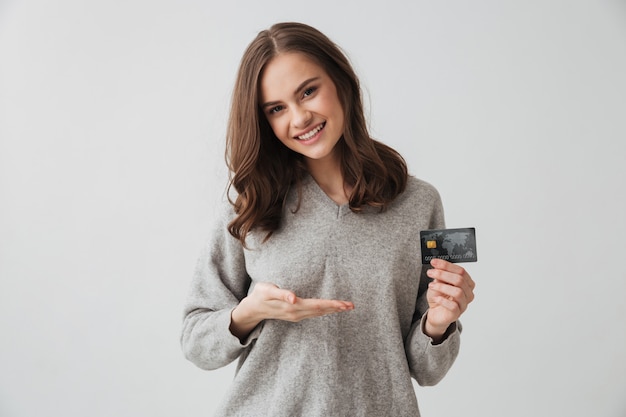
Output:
top-left (182, 22), bottom-right (475, 417)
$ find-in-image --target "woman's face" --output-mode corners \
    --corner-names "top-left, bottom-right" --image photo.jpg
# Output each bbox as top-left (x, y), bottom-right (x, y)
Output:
top-left (259, 52), bottom-right (345, 167)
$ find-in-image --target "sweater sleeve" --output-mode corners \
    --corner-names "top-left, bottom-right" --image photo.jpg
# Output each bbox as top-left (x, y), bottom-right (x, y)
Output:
top-left (180, 201), bottom-right (260, 370)
top-left (404, 185), bottom-right (462, 386)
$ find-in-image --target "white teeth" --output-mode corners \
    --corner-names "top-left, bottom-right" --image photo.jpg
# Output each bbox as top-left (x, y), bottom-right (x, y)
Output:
top-left (297, 123), bottom-right (324, 140)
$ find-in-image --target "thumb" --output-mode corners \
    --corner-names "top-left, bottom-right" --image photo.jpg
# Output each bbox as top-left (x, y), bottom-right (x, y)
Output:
top-left (280, 289), bottom-right (297, 304)
top-left (264, 283), bottom-right (297, 304)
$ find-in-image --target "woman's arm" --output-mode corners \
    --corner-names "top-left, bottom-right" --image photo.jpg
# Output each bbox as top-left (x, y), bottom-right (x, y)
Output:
top-left (405, 259), bottom-right (475, 386)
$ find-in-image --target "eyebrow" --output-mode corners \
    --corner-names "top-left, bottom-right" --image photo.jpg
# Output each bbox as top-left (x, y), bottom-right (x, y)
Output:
top-left (261, 76), bottom-right (320, 109)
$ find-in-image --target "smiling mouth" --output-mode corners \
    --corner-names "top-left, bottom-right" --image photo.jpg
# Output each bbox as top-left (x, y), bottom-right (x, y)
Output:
top-left (296, 122), bottom-right (325, 140)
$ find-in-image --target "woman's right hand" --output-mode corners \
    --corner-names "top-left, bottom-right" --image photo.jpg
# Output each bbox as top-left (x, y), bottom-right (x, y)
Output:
top-left (229, 282), bottom-right (354, 340)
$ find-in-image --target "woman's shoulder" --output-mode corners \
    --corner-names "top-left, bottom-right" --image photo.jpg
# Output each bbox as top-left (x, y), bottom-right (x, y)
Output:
top-left (404, 175), bottom-right (442, 203)
top-left (385, 175), bottom-right (444, 216)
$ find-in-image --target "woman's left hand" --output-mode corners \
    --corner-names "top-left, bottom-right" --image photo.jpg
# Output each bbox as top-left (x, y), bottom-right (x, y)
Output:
top-left (424, 258), bottom-right (476, 342)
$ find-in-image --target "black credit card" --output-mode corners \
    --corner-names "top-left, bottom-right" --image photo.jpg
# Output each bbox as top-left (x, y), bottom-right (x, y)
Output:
top-left (420, 227), bottom-right (477, 264)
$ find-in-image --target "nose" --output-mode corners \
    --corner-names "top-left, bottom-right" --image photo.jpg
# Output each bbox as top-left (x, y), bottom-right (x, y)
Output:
top-left (291, 105), bottom-right (312, 129)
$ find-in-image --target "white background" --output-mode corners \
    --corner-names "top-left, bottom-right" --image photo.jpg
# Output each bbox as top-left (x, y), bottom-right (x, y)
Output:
top-left (1, 0), bottom-right (625, 416)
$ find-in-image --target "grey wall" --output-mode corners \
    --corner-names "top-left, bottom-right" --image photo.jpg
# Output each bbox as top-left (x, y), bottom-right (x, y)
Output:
top-left (1, 1), bottom-right (625, 416)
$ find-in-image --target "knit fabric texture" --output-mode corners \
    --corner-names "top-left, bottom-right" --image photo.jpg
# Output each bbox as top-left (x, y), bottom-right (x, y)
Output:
top-left (181, 175), bottom-right (461, 417)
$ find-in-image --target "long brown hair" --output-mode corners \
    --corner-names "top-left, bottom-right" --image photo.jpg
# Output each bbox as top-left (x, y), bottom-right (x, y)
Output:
top-left (226, 22), bottom-right (407, 244)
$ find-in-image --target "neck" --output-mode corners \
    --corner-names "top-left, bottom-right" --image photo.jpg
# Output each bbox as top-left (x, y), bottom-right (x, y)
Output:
top-left (306, 153), bottom-right (350, 205)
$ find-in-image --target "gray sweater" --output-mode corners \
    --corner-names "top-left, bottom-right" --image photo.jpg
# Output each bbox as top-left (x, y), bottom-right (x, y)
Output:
top-left (181, 175), bottom-right (461, 417)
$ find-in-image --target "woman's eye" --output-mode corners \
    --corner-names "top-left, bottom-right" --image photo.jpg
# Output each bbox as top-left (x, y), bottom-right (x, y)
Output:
top-left (303, 87), bottom-right (317, 97)
top-left (269, 105), bottom-right (283, 114)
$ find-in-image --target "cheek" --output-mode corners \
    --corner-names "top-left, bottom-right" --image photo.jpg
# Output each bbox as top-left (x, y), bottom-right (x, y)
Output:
top-left (269, 122), bottom-right (293, 149)
top-left (330, 104), bottom-right (345, 133)
top-left (321, 94), bottom-right (344, 127)
top-left (268, 118), bottom-right (288, 138)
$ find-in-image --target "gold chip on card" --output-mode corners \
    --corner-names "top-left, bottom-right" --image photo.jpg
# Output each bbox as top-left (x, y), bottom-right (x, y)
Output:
top-left (426, 240), bottom-right (437, 249)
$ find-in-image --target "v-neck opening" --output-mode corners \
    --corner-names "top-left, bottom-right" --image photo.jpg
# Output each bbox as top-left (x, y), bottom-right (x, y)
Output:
top-left (303, 174), bottom-right (351, 217)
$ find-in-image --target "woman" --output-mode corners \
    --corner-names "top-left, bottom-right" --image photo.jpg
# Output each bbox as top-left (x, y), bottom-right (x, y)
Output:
top-left (181, 22), bottom-right (475, 417)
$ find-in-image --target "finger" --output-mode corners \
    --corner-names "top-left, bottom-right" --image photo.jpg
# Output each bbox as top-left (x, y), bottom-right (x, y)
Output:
top-left (293, 299), bottom-right (354, 320)
top-left (256, 282), bottom-right (297, 304)
top-left (429, 258), bottom-right (467, 276)
top-left (430, 259), bottom-right (477, 290)
top-left (431, 276), bottom-right (474, 305)
top-left (429, 261), bottom-right (476, 293)
top-left (429, 280), bottom-right (464, 300)
top-left (427, 289), bottom-right (462, 316)
top-left (427, 267), bottom-right (474, 295)
top-left (428, 281), bottom-right (468, 311)
top-left (434, 295), bottom-right (462, 315)
top-left (427, 267), bottom-right (464, 288)
top-left (277, 299), bottom-right (350, 322)
top-left (298, 298), bottom-right (354, 312)
top-left (275, 288), bottom-right (297, 304)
